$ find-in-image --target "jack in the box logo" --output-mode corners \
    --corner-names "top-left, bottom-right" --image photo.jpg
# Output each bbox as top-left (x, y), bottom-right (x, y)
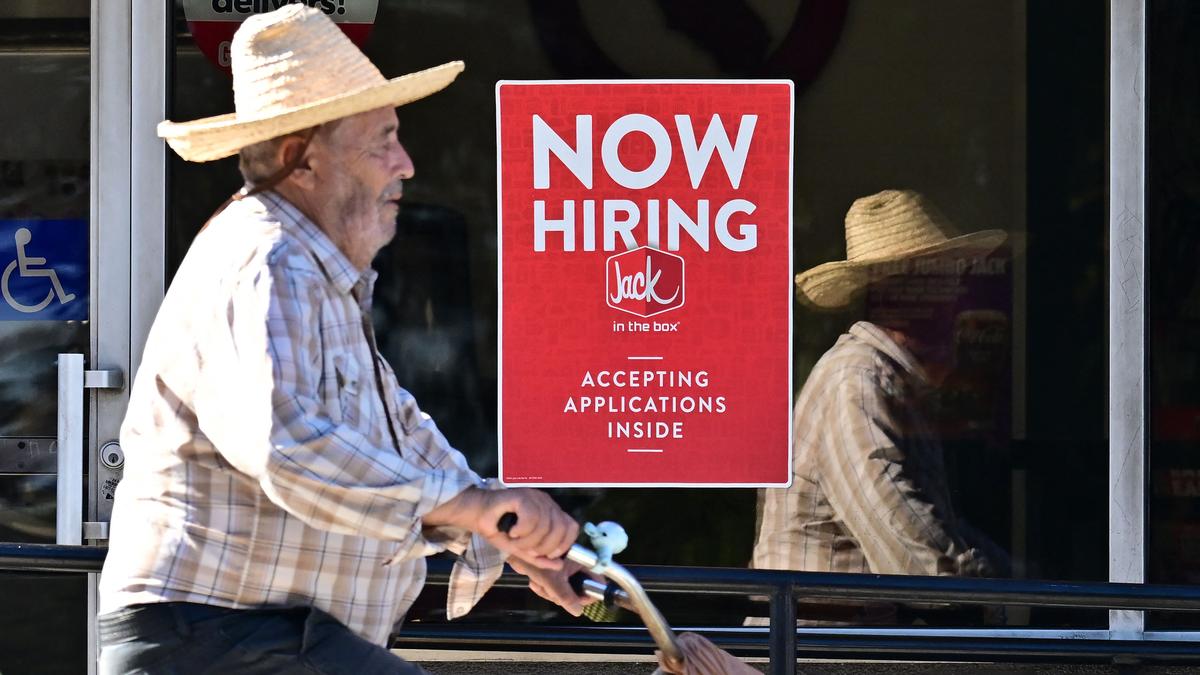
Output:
top-left (606, 246), bottom-right (685, 317)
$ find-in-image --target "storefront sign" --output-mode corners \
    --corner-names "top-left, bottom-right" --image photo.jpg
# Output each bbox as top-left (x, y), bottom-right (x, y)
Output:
top-left (0, 219), bottom-right (88, 321)
top-left (497, 81), bottom-right (793, 486)
top-left (183, 0), bottom-right (378, 73)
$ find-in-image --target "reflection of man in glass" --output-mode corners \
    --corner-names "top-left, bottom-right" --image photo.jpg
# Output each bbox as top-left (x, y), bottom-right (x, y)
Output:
top-left (753, 190), bottom-right (1009, 603)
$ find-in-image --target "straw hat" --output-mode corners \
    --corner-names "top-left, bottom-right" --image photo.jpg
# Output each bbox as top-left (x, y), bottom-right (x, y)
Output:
top-left (794, 190), bottom-right (1006, 310)
top-left (158, 5), bottom-right (464, 162)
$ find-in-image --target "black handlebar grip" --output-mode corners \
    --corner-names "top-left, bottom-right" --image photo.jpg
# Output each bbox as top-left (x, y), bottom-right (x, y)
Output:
top-left (568, 570), bottom-right (587, 595)
top-left (497, 512), bottom-right (518, 534)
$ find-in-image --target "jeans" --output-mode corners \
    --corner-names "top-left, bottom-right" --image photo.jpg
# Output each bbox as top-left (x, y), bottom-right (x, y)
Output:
top-left (97, 602), bottom-right (427, 675)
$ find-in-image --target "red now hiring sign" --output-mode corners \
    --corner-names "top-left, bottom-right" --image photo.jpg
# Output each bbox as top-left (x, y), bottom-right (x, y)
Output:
top-left (498, 81), bottom-right (793, 486)
top-left (183, 0), bottom-right (377, 73)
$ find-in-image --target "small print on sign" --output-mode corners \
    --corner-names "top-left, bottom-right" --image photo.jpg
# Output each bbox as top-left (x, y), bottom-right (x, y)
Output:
top-left (498, 81), bottom-right (794, 487)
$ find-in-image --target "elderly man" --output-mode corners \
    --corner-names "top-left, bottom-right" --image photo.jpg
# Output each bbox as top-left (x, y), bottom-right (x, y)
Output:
top-left (98, 6), bottom-right (581, 673)
top-left (753, 190), bottom-right (1010, 623)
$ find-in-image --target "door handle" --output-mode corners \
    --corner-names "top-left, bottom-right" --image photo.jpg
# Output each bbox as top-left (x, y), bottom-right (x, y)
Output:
top-left (57, 354), bottom-right (84, 546)
top-left (57, 355), bottom-right (124, 545)
top-left (83, 522), bottom-right (109, 540)
top-left (84, 369), bottom-right (123, 391)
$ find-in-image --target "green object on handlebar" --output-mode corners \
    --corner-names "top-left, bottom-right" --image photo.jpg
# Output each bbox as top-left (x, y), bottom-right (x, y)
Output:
top-left (569, 571), bottom-right (622, 623)
top-left (581, 599), bottom-right (621, 623)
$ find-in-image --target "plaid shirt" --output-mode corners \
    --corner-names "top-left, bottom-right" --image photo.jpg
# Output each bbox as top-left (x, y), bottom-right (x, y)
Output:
top-left (100, 191), bottom-right (503, 645)
top-left (752, 322), bottom-right (993, 578)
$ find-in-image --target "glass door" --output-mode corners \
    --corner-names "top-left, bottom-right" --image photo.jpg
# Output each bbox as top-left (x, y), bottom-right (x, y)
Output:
top-left (0, 2), bottom-right (92, 672)
top-left (0, 1), bottom-right (159, 672)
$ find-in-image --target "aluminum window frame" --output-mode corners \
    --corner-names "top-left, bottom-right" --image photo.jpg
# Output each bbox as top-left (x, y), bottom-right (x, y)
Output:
top-left (1109, 0), bottom-right (1148, 639)
top-left (89, 1), bottom-right (130, 671)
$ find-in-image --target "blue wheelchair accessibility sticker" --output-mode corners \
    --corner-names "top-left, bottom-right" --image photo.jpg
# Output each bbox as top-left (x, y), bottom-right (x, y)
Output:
top-left (0, 219), bottom-right (88, 321)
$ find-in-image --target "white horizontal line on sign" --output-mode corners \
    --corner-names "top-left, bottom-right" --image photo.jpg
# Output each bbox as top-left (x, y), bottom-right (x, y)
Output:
top-left (626, 356), bottom-right (663, 360)
top-left (627, 448), bottom-right (663, 453)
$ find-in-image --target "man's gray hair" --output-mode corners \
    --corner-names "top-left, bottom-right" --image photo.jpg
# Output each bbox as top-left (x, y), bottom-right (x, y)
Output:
top-left (237, 120), bottom-right (342, 185)
top-left (238, 136), bottom-right (291, 185)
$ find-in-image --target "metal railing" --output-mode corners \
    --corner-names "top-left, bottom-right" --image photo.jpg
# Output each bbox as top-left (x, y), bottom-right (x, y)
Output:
top-left (4, 543), bottom-right (1200, 674)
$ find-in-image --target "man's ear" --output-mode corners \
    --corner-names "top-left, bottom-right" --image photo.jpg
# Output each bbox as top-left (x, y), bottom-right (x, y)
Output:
top-left (276, 134), bottom-right (319, 191)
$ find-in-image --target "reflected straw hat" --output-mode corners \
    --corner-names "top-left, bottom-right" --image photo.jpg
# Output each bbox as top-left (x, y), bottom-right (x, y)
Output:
top-left (157, 4), bottom-right (464, 162)
top-left (794, 189), bottom-right (1007, 310)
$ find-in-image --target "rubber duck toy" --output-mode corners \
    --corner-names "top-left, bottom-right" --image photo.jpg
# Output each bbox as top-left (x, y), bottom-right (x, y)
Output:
top-left (583, 521), bottom-right (628, 574)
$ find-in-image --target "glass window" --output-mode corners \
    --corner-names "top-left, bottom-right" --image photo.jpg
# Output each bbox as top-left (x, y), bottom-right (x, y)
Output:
top-left (167, 0), bottom-right (1108, 631)
top-left (0, 2), bottom-right (90, 672)
top-left (1148, 0), bottom-right (1200, 631)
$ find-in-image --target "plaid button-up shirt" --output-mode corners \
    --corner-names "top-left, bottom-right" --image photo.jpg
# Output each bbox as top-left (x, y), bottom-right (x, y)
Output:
top-left (100, 192), bottom-right (503, 645)
top-left (753, 322), bottom-right (994, 578)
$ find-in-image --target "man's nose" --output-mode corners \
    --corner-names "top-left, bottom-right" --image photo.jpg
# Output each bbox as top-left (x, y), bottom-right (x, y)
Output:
top-left (394, 142), bottom-right (415, 180)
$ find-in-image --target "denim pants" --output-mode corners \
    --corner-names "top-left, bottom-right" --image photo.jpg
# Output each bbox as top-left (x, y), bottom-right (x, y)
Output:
top-left (97, 602), bottom-right (427, 674)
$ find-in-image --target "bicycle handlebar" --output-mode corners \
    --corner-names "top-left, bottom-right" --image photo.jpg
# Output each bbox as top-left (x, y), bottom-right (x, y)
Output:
top-left (497, 512), bottom-right (684, 669)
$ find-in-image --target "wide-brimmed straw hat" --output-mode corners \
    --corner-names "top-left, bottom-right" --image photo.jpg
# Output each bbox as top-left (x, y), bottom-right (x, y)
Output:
top-left (794, 189), bottom-right (1006, 310)
top-left (158, 5), bottom-right (464, 162)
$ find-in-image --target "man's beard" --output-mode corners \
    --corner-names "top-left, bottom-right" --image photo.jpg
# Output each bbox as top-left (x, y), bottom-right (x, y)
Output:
top-left (333, 178), bottom-right (397, 254)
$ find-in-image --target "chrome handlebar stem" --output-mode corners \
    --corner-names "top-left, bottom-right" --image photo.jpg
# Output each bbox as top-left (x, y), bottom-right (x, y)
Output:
top-left (566, 543), bottom-right (684, 669)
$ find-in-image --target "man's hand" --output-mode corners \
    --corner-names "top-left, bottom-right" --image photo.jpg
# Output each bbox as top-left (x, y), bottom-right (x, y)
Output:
top-left (508, 557), bottom-right (591, 617)
top-left (653, 632), bottom-right (758, 674)
top-left (424, 486), bottom-right (579, 570)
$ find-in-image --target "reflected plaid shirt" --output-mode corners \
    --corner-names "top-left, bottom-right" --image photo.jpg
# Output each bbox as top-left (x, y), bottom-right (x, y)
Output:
top-left (753, 322), bottom-right (993, 578)
top-left (100, 191), bottom-right (503, 645)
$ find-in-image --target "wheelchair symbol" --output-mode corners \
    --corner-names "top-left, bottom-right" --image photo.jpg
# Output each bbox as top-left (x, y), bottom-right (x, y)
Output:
top-left (2, 227), bottom-right (77, 313)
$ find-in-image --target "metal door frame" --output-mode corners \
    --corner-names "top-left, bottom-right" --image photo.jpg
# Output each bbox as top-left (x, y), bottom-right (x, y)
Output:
top-left (1109, 0), bottom-right (1150, 640)
top-left (87, 0), bottom-right (166, 671)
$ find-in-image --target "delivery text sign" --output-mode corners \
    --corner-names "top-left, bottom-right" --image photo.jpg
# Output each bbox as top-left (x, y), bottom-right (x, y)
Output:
top-left (498, 81), bottom-right (792, 486)
top-left (183, 0), bottom-right (377, 72)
